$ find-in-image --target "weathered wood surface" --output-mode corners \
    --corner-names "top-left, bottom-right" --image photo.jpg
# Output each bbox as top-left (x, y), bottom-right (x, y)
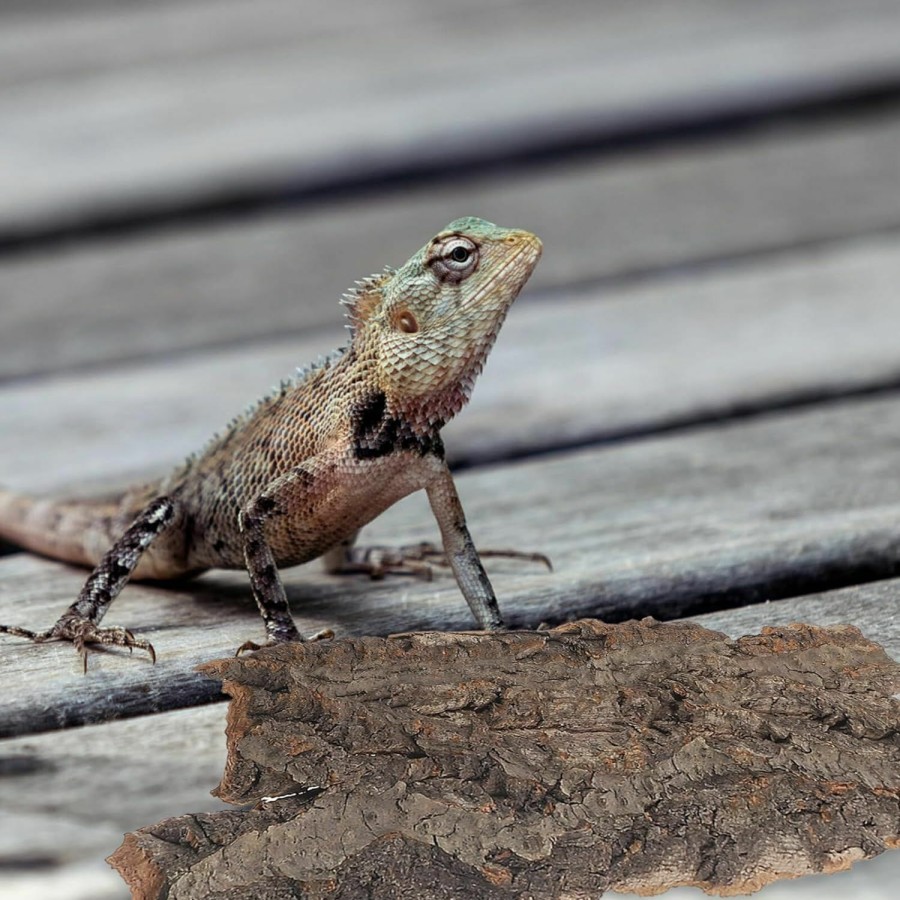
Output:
top-left (3, 588), bottom-right (899, 900)
top-left (5, 392), bottom-right (900, 736)
top-left (3, 0), bottom-right (900, 239)
top-left (5, 108), bottom-right (900, 381)
top-left (5, 231), bottom-right (900, 491)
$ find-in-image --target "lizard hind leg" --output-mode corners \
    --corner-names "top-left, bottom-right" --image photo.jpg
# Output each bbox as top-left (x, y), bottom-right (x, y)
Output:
top-left (0, 497), bottom-right (176, 671)
top-left (324, 536), bottom-right (552, 581)
top-left (327, 465), bottom-right (550, 632)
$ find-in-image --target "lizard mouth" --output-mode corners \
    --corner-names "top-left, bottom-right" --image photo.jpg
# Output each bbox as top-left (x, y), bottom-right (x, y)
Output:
top-left (465, 231), bottom-right (542, 310)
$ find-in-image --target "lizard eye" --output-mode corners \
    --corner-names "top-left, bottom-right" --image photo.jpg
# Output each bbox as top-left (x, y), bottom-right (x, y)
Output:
top-left (430, 236), bottom-right (479, 283)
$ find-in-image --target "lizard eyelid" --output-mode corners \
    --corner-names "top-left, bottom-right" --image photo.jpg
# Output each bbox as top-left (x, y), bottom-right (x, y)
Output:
top-left (430, 237), bottom-right (479, 283)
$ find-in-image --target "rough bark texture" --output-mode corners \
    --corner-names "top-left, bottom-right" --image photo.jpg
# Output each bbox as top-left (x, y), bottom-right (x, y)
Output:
top-left (109, 619), bottom-right (900, 898)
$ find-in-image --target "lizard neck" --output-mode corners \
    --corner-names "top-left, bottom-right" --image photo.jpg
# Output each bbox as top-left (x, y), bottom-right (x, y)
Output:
top-left (386, 379), bottom-right (475, 435)
top-left (343, 342), bottom-right (464, 435)
top-left (373, 336), bottom-right (491, 434)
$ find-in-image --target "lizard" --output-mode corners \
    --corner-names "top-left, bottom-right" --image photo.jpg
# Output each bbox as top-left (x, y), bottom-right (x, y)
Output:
top-left (0, 217), bottom-right (546, 669)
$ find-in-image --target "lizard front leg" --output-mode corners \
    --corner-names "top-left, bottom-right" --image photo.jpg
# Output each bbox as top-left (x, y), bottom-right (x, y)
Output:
top-left (0, 497), bottom-right (175, 670)
top-left (426, 464), bottom-right (505, 630)
top-left (236, 495), bottom-right (301, 653)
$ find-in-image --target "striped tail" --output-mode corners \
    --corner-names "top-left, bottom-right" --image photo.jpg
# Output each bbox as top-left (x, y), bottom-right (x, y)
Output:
top-left (0, 487), bottom-right (132, 569)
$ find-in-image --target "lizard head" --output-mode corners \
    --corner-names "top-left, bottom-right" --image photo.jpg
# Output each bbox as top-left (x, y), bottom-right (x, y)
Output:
top-left (345, 217), bottom-right (542, 426)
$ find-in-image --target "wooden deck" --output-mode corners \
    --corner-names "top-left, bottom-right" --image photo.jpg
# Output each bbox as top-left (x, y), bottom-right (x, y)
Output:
top-left (2, 2), bottom-right (900, 897)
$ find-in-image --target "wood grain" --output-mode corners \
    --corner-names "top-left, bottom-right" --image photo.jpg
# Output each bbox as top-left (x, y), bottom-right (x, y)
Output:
top-left (4, 232), bottom-right (900, 491)
top-left (3, 1), bottom-right (900, 238)
top-left (5, 393), bottom-right (900, 736)
top-left (4, 108), bottom-right (900, 380)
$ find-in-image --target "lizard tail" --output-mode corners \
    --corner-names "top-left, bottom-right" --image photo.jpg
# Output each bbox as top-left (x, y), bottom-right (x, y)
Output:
top-left (0, 487), bottom-right (128, 569)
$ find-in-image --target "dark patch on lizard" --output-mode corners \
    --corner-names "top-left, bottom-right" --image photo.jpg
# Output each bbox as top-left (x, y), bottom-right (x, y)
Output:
top-left (258, 564), bottom-right (278, 587)
top-left (351, 391), bottom-right (444, 460)
top-left (241, 494), bottom-right (285, 540)
top-left (182, 514), bottom-right (197, 557)
top-left (106, 558), bottom-right (131, 582)
top-left (254, 496), bottom-right (280, 516)
top-left (406, 429), bottom-right (444, 459)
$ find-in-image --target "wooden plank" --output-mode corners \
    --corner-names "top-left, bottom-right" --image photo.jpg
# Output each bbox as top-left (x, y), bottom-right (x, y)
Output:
top-left (2, 583), bottom-right (900, 900)
top-left (0, 703), bottom-right (226, 900)
top-left (5, 107), bottom-right (900, 380)
top-left (5, 392), bottom-right (900, 736)
top-left (3, 0), bottom-right (900, 239)
top-left (4, 232), bottom-right (900, 491)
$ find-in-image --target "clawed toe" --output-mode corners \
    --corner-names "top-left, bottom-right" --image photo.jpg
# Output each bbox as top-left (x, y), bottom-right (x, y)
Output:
top-left (478, 549), bottom-right (553, 571)
top-left (0, 624), bottom-right (41, 641)
top-left (236, 627), bottom-right (333, 656)
top-left (341, 542), bottom-right (441, 580)
top-left (235, 639), bottom-right (263, 656)
top-left (340, 541), bottom-right (553, 581)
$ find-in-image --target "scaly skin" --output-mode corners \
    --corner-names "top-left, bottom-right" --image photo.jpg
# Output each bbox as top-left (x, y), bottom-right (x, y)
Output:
top-left (0, 218), bottom-right (544, 668)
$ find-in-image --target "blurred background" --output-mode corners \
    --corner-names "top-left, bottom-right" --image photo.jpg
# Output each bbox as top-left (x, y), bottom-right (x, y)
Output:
top-left (3, 1), bottom-right (900, 898)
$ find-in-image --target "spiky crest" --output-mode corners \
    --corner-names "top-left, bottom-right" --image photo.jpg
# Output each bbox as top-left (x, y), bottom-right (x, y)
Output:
top-left (340, 267), bottom-right (394, 334)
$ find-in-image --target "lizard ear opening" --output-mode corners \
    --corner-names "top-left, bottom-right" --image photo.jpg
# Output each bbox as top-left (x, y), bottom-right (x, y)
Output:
top-left (394, 310), bottom-right (419, 334)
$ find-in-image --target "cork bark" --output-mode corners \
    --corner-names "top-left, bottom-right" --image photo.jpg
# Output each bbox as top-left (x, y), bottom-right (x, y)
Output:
top-left (109, 619), bottom-right (900, 898)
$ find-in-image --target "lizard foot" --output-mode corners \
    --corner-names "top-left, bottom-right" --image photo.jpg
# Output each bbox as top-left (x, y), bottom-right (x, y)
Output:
top-left (0, 615), bottom-right (156, 672)
top-left (339, 541), bottom-right (553, 581)
top-left (235, 627), bottom-right (335, 657)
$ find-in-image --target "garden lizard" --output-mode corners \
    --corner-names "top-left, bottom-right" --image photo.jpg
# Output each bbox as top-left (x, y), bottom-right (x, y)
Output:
top-left (0, 217), bottom-right (545, 668)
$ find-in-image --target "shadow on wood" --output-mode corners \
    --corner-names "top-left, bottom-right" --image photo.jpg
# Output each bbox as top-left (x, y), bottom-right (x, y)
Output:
top-left (110, 619), bottom-right (900, 898)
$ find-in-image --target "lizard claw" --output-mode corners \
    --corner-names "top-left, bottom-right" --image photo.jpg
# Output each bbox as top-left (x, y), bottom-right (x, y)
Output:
top-left (235, 639), bottom-right (264, 656)
top-left (235, 627), bottom-right (334, 656)
top-left (1, 615), bottom-right (156, 672)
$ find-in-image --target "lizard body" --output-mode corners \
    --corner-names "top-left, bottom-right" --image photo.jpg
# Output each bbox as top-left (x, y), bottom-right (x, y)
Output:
top-left (0, 218), bottom-right (543, 665)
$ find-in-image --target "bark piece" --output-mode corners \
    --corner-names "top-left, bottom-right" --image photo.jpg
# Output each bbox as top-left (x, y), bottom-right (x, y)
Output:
top-left (110, 619), bottom-right (900, 898)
